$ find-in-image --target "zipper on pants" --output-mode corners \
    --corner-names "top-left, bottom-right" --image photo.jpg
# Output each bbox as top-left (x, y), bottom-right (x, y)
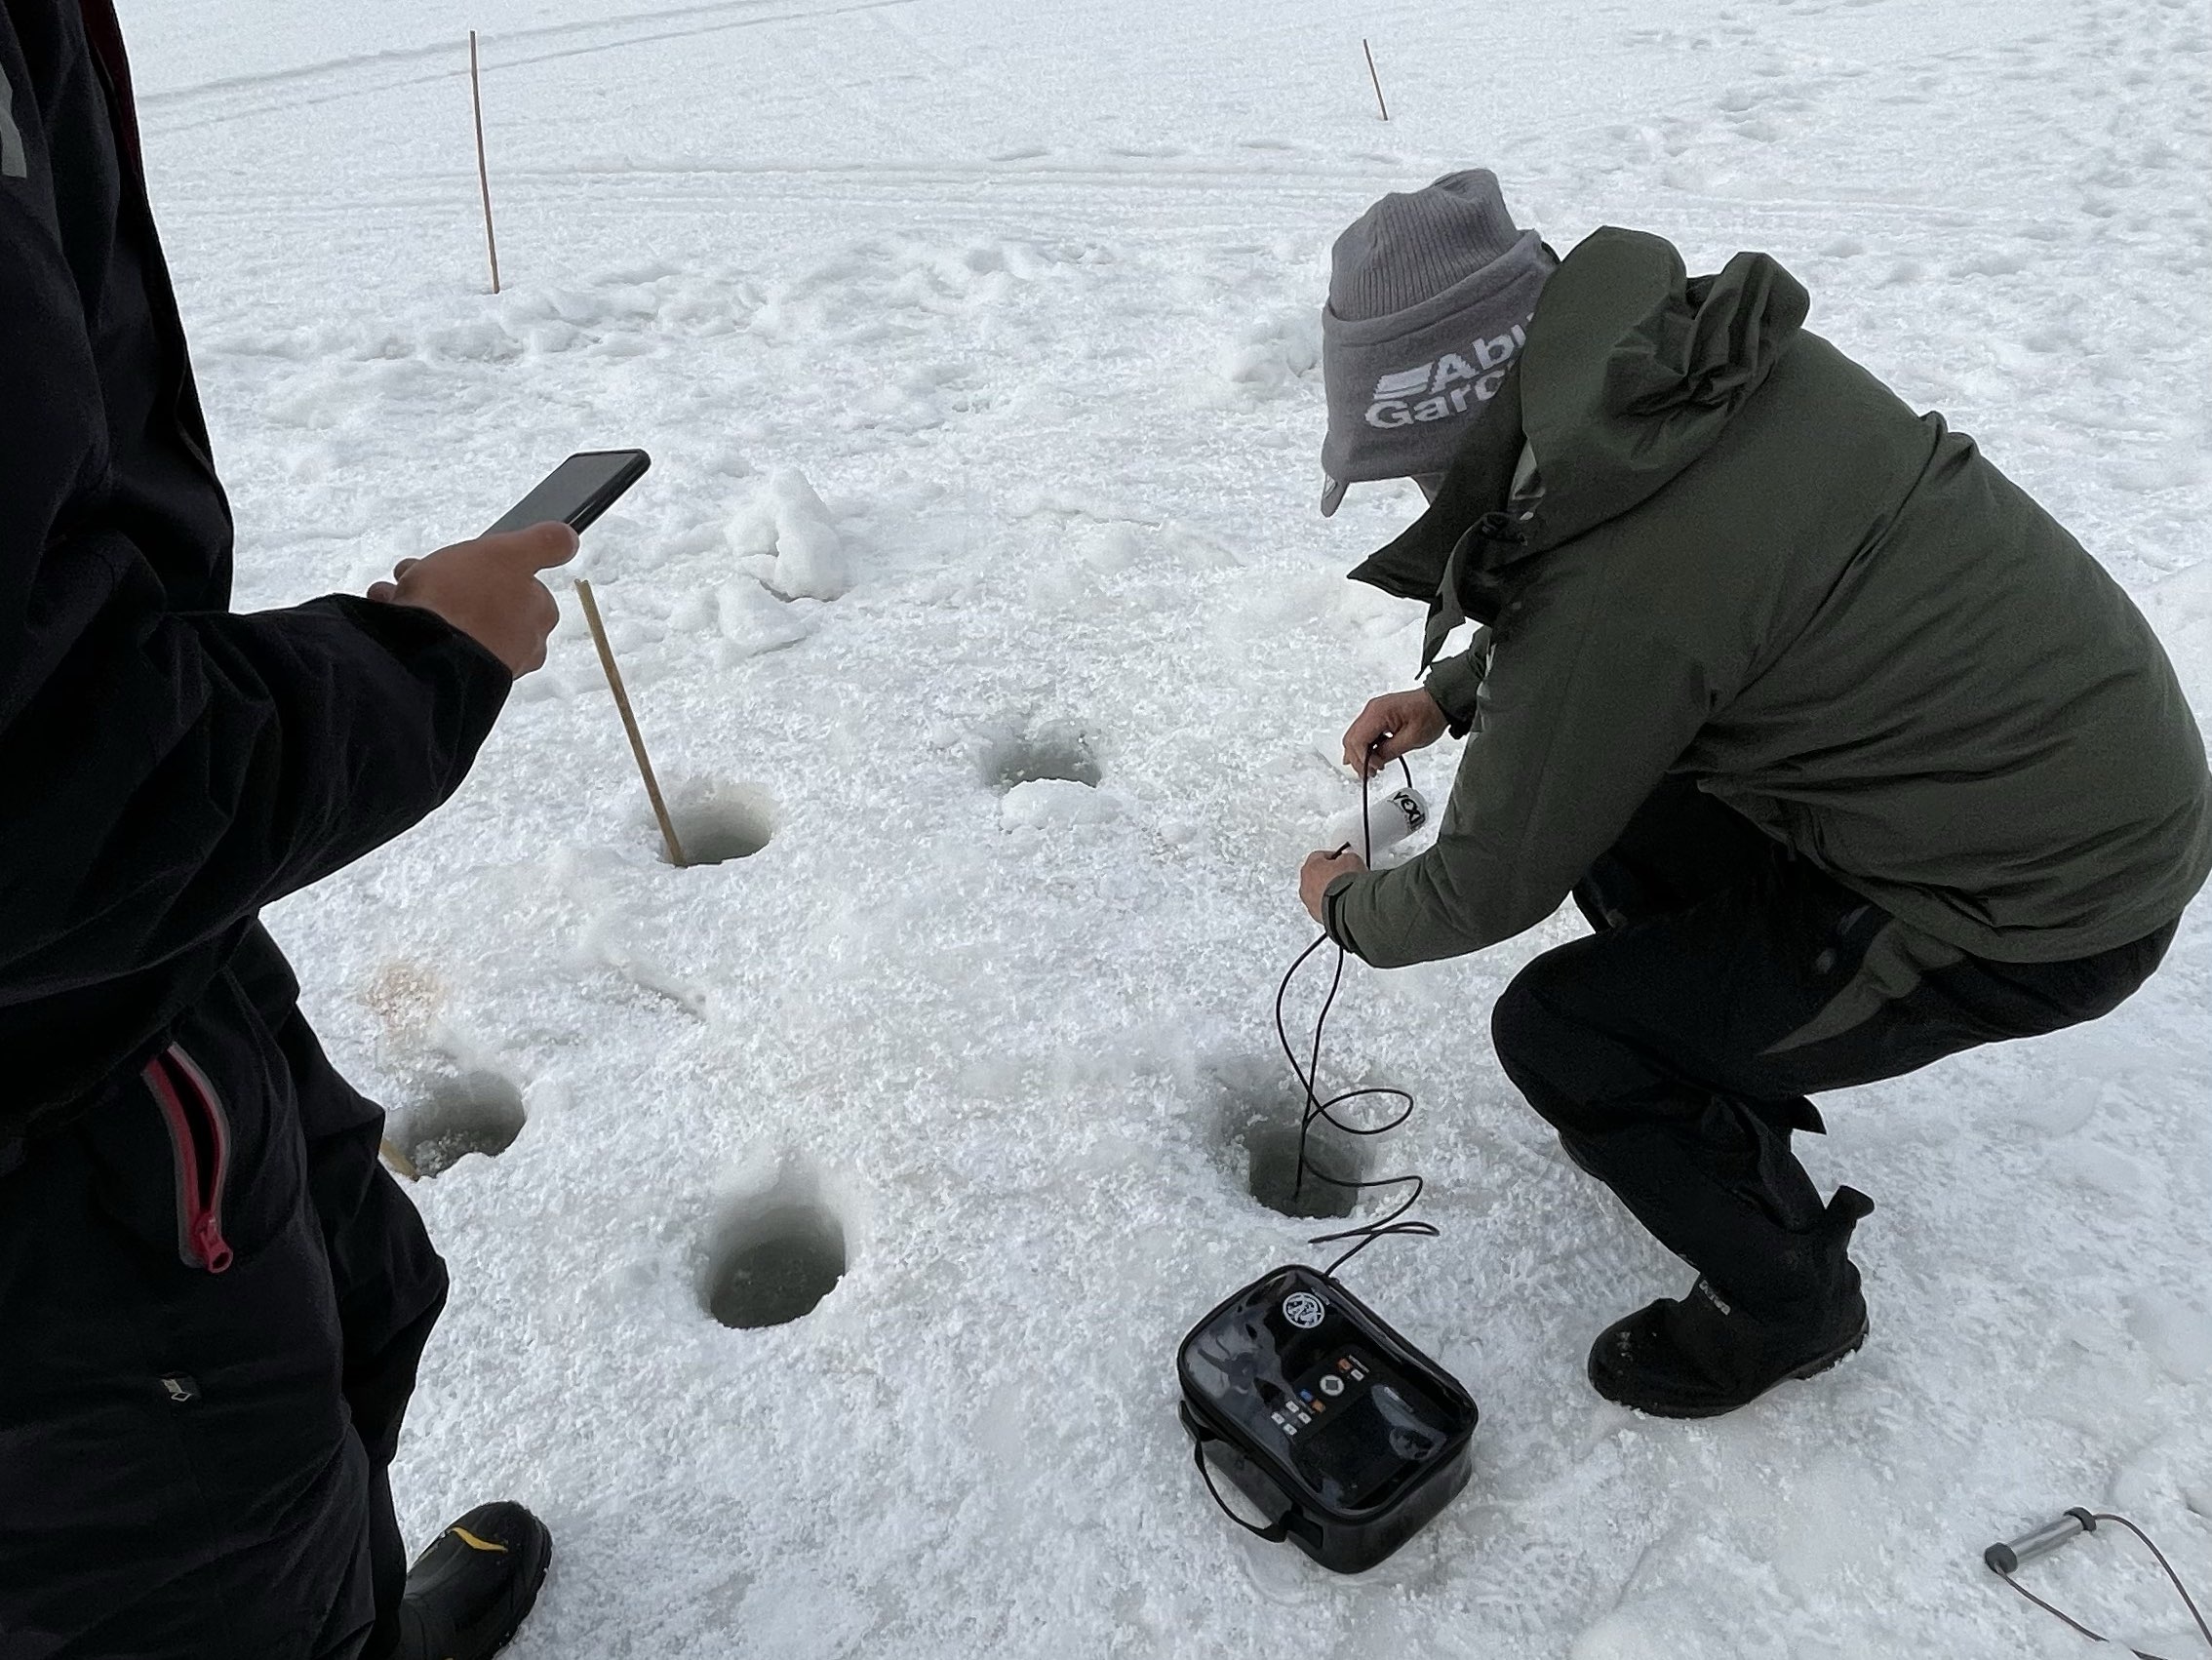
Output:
top-left (140, 1044), bottom-right (234, 1273)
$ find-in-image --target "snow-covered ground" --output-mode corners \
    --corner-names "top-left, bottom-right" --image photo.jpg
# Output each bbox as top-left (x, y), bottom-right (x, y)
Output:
top-left (123, 0), bottom-right (2212, 1652)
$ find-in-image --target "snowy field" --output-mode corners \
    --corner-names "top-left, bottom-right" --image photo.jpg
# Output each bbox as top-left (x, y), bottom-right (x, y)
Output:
top-left (122, 0), bottom-right (2212, 1652)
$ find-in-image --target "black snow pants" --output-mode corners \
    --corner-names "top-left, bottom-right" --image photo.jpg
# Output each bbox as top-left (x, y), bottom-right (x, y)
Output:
top-left (0, 931), bottom-right (446, 1660)
top-left (1489, 777), bottom-right (2177, 1311)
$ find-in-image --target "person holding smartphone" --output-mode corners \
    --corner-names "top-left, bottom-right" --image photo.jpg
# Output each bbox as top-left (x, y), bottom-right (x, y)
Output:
top-left (2, 4), bottom-right (569, 1655)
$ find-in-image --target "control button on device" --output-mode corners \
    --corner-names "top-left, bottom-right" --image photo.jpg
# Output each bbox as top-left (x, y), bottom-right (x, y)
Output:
top-left (1320, 1374), bottom-right (1345, 1398)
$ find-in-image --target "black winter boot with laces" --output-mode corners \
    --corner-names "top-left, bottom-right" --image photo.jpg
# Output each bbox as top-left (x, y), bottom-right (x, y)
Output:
top-left (395, 1502), bottom-right (552, 1660)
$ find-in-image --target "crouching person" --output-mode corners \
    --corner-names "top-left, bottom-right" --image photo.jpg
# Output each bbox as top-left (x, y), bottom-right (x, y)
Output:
top-left (1299, 172), bottom-right (2211, 1417)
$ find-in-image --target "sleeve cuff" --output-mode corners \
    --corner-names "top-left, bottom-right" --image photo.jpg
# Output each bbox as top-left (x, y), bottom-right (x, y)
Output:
top-left (309, 593), bottom-right (515, 786)
top-left (1321, 871), bottom-right (1365, 957)
top-left (320, 592), bottom-right (515, 691)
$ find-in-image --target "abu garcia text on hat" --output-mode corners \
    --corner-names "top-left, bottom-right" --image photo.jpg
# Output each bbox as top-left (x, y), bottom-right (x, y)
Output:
top-left (1363, 323), bottom-right (1527, 430)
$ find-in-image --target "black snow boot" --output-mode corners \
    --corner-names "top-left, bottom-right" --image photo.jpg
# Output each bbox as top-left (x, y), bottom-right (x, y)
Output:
top-left (1588, 1187), bottom-right (1875, 1418)
top-left (395, 1502), bottom-right (552, 1660)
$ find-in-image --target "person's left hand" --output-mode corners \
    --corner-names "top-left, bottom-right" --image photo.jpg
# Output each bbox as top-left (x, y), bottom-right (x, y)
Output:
top-left (1301, 849), bottom-right (1365, 926)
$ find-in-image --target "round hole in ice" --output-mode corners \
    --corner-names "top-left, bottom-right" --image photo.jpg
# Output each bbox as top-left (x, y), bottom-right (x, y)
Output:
top-left (662, 782), bottom-right (775, 867)
top-left (1245, 1120), bottom-right (1368, 1221)
top-left (705, 1200), bottom-right (848, 1329)
top-left (981, 728), bottom-right (1102, 793)
top-left (392, 1069), bottom-right (526, 1178)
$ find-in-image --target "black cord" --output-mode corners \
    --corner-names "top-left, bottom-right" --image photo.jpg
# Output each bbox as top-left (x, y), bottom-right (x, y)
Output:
top-left (1275, 752), bottom-right (1438, 1277)
top-left (1995, 1511), bottom-right (2212, 1659)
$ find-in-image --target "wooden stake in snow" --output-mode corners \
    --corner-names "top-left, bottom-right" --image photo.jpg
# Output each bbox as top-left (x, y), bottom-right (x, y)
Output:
top-left (574, 579), bottom-right (689, 868)
top-left (469, 30), bottom-right (502, 294)
top-left (1363, 38), bottom-right (1391, 122)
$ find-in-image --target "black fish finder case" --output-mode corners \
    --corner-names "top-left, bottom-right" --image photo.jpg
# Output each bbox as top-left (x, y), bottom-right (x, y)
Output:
top-left (1177, 1264), bottom-right (1478, 1573)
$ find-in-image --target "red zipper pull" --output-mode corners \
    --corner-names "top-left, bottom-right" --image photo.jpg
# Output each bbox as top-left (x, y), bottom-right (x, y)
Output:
top-left (147, 1046), bottom-right (237, 1275)
top-left (190, 1209), bottom-right (233, 1274)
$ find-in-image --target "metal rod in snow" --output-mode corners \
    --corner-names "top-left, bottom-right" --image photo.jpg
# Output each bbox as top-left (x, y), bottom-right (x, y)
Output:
top-left (574, 580), bottom-right (690, 868)
top-left (1363, 38), bottom-right (1390, 122)
top-left (469, 30), bottom-right (502, 294)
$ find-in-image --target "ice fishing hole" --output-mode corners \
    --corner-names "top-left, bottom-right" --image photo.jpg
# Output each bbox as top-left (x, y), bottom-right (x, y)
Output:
top-left (393, 1070), bottom-right (526, 1178)
top-left (1246, 1120), bottom-right (1370, 1221)
top-left (705, 1197), bottom-right (848, 1329)
top-left (663, 783), bottom-right (775, 867)
top-left (981, 728), bottom-right (1103, 792)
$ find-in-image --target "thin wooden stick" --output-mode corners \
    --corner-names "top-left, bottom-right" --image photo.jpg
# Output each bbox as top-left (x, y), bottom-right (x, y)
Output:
top-left (574, 579), bottom-right (689, 867)
top-left (379, 1137), bottom-right (421, 1181)
top-left (469, 30), bottom-right (502, 294)
top-left (1363, 38), bottom-right (1390, 122)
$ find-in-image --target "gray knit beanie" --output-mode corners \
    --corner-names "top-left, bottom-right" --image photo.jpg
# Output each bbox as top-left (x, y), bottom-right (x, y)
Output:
top-left (1321, 171), bottom-right (1556, 515)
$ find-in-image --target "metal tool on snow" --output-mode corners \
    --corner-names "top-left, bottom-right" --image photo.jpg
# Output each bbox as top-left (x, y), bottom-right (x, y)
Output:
top-left (1987, 1509), bottom-right (2210, 1658)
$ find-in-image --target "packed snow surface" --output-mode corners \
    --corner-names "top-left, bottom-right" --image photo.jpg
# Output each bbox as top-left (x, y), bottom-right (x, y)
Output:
top-left (124, 0), bottom-right (2211, 1651)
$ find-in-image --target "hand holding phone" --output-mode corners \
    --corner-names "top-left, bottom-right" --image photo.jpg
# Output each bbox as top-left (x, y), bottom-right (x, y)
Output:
top-left (367, 522), bottom-right (576, 677)
top-left (366, 451), bottom-right (651, 677)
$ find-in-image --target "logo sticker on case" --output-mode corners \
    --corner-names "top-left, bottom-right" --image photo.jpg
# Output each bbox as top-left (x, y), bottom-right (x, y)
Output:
top-left (1282, 1291), bottom-right (1326, 1329)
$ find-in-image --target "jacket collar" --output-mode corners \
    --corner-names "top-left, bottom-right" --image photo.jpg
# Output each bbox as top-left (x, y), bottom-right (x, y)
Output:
top-left (1345, 362), bottom-right (1546, 669)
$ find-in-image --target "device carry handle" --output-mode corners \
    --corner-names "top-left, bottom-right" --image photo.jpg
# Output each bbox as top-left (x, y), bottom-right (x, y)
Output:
top-left (1189, 1433), bottom-right (1291, 1543)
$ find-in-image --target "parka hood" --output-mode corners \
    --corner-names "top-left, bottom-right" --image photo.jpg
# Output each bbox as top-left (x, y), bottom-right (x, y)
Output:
top-left (1522, 227), bottom-right (1808, 544)
top-left (1347, 228), bottom-right (1809, 614)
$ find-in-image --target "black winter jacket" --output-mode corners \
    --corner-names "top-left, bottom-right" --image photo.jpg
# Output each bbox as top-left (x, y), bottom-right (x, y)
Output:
top-left (0, 0), bottom-right (509, 1149)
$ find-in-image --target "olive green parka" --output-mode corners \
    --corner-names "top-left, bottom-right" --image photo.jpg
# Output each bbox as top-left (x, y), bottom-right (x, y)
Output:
top-left (1323, 228), bottom-right (2211, 970)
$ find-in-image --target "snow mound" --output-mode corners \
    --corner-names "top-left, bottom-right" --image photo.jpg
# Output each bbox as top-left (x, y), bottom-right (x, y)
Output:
top-left (999, 777), bottom-right (1123, 830)
top-left (715, 578), bottom-right (812, 660)
top-left (731, 468), bottom-right (852, 601)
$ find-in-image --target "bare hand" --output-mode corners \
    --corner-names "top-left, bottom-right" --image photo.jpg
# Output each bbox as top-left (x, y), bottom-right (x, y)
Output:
top-left (367, 521), bottom-right (578, 677)
top-left (1301, 848), bottom-right (1365, 925)
top-left (1342, 687), bottom-right (1448, 778)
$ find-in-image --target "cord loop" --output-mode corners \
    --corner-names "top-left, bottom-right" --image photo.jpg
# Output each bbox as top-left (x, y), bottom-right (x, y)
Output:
top-left (1279, 754), bottom-right (1433, 1277)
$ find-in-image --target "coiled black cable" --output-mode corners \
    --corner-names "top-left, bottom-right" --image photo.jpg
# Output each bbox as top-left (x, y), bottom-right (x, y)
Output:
top-left (1274, 751), bottom-right (1439, 1277)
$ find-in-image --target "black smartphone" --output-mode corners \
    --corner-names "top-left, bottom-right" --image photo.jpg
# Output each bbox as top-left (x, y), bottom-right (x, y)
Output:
top-left (485, 449), bottom-right (651, 536)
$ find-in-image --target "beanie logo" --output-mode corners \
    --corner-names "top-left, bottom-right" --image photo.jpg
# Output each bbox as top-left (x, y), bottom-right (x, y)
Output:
top-left (1365, 322), bottom-right (1528, 430)
top-left (1373, 367), bottom-right (1433, 399)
